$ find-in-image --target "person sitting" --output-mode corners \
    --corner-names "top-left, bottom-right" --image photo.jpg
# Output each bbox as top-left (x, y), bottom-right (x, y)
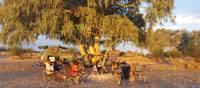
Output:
top-left (120, 61), bottom-right (131, 80)
top-left (111, 61), bottom-right (117, 75)
top-left (43, 57), bottom-right (67, 80)
top-left (130, 63), bottom-right (136, 82)
top-left (114, 61), bottom-right (122, 84)
top-left (69, 60), bottom-right (80, 83)
top-left (44, 59), bottom-right (54, 76)
top-left (92, 62), bottom-right (98, 75)
top-left (97, 60), bottom-right (104, 75)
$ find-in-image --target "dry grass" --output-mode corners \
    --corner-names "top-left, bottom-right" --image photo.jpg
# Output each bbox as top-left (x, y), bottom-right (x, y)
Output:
top-left (147, 58), bottom-right (200, 71)
top-left (121, 56), bottom-right (156, 65)
top-left (0, 61), bottom-right (33, 73)
top-left (147, 64), bottom-right (181, 71)
top-left (8, 56), bottom-right (21, 60)
top-left (8, 53), bottom-right (40, 60)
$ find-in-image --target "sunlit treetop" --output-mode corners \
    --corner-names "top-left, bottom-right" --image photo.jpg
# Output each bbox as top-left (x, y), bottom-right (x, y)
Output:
top-left (0, 0), bottom-right (174, 47)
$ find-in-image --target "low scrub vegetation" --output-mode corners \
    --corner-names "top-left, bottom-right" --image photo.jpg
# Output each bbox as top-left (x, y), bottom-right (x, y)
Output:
top-left (8, 48), bottom-right (35, 56)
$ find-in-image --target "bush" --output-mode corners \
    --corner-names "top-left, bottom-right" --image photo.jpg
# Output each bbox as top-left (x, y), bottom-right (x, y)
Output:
top-left (151, 49), bottom-right (165, 58)
top-left (164, 50), bottom-right (182, 58)
top-left (188, 52), bottom-right (200, 62)
top-left (119, 52), bottom-right (126, 57)
top-left (8, 48), bottom-right (34, 55)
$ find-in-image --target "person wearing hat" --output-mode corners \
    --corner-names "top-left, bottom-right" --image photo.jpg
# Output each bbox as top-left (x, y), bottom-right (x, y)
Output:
top-left (114, 58), bottom-right (122, 84)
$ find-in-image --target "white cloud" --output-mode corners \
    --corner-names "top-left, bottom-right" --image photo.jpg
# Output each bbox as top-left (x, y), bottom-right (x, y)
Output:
top-left (154, 14), bottom-right (200, 30)
top-left (176, 15), bottom-right (200, 24)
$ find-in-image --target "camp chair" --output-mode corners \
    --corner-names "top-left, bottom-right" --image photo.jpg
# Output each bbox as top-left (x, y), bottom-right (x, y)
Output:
top-left (135, 64), bottom-right (147, 83)
top-left (42, 57), bottom-right (68, 87)
top-left (79, 70), bottom-right (90, 84)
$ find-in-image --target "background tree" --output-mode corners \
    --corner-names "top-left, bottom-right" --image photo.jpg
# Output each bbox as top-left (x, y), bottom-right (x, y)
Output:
top-left (178, 30), bottom-right (190, 53)
top-left (146, 29), bottom-right (169, 58)
top-left (177, 30), bottom-right (200, 62)
top-left (188, 30), bottom-right (200, 62)
top-left (168, 30), bottom-right (181, 51)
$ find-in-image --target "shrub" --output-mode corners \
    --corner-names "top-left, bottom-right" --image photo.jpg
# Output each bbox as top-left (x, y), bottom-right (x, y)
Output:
top-left (164, 50), bottom-right (182, 58)
top-left (8, 47), bottom-right (34, 55)
top-left (119, 52), bottom-right (126, 57)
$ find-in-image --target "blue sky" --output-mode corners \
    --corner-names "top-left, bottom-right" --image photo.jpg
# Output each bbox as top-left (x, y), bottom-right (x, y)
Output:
top-left (155, 0), bottom-right (200, 31)
top-left (1, 0), bottom-right (200, 52)
top-left (117, 0), bottom-right (200, 52)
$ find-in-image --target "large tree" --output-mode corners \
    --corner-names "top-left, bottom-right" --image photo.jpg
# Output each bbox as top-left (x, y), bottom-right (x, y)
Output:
top-left (0, 0), bottom-right (175, 62)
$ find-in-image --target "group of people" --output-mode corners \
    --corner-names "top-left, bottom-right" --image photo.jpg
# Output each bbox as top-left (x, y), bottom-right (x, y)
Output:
top-left (91, 59), bottom-right (104, 75)
top-left (41, 53), bottom-right (139, 85)
top-left (42, 55), bottom-right (83, 83)
top-left (88, 56), bottom-right (138, 85)
top-left (38, 46), bottom-right (143, 85)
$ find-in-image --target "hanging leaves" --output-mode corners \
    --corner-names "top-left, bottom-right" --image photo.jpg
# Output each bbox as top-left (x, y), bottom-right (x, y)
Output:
top-left (0, 0), bottom-right (175, 48)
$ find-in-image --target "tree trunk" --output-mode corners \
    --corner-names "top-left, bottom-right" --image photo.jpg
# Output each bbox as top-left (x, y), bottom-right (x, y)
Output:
top-left (88, 36), bottom-right (101, 64)
top-left (79, 43), bottom-right (86, 56)
top-left (78, 43), bottom-right (90, 65)
top-left (102, 47), bottom-right (110, 66)
top-left (78, 36), bottom-right (101, 65)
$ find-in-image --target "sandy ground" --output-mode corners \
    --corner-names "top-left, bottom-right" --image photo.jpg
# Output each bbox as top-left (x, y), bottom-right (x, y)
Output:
top-left (0, 59), bottom-right (200, 88)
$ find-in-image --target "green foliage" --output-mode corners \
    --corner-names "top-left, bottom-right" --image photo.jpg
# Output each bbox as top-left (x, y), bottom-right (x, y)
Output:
top-left (144, 0), bottom-right (175, 26)
top-left (178, 30), bottom-right (200, 61)
top-left (164, 50), bottom-right (182, 58)
top-left (0, 0), bottom-right (175, 50)
top-left (145, 28), bottom-right (182, 58)
top-left (146, 29), bottom-right (169, 57)
top-left (178, 31), bottom-right (190, 53)
top-left (100, 15), bottom-right (139, 45)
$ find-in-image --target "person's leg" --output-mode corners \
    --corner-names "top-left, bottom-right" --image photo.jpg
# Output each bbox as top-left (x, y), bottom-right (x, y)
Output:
top-left (55, 72), bottom-right (66, 80)
top-left (97, 67), bottom-right (102, 74)
top-left (99, 67), bottom-right (102, 74)
top-left (111, 65), bottom-right (114, 74)
top-left (115, 73), bottom-right (121, 84)
top-left (97, 67), bottom-right (100, 74)
top-left (74, 75), bottom-right (80, 84)
top-left (92, 65), bottom-right (97, 75)
top-left (129, 72), bottom-right (135, 82)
